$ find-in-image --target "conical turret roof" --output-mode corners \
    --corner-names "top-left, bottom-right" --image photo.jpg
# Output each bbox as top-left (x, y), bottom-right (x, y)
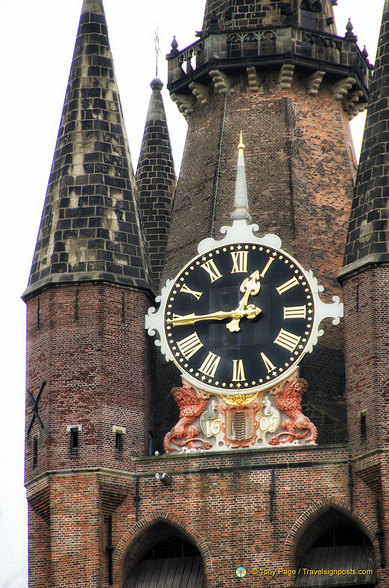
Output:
top-left (23, 0), bottom-right (152, 299)
top-left (341, 0), bottom-right (389, 276)
top-left (136, 77), bottom-right (176, 287)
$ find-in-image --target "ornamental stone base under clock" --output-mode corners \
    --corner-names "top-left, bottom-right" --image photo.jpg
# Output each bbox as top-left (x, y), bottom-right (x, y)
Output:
top-left (163, 375), bottom-right (318, 453)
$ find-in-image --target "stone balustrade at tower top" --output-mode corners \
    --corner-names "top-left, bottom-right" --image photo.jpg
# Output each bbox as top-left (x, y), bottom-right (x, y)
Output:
top-left (167, 24), bottom-right (371, 105)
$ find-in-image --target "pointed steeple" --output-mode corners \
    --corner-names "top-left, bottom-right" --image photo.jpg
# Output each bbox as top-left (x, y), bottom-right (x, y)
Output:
top-left (340, 0), bottom-right (389, 276)
top-left (231, 132), bottom-right (251, 224)
top-left (136, 77), bottom-right (176, 287)
top-left (23, 0), bottom-right (151, 299)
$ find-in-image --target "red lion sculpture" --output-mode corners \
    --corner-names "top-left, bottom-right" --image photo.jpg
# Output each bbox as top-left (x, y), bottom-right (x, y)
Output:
top-left (269, 378), bottom-right (317, 445)
top-left (164, 385), bottom-right (212, 452)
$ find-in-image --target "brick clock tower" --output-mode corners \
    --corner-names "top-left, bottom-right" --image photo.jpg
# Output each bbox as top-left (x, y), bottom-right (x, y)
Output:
top-left (24, 1), bottom-right (388, 588)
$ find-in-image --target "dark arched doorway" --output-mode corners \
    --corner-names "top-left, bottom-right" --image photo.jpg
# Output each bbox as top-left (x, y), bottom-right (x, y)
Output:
top-left (294, 509), bottom-right (376, 587)
top-left (123, 521), bottom-right (204, 587)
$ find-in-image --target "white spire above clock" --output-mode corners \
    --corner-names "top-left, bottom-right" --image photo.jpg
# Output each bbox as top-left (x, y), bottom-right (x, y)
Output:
top-left (230, 132), bottom-right (252, 224)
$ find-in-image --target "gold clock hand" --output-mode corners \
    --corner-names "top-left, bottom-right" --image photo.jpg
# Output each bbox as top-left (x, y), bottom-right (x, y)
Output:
top-left (167, 305), bottom-right (262, 327)
top-left (167, 309), bottom-right (237, 326)
top-left (226, 270), bottom-right (262, 332)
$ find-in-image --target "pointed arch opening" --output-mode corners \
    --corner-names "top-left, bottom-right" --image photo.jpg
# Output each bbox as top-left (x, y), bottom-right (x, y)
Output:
top-left (294, 508), bottom-right (376, 586)
top-left (122, 521), bottom-right (204, 587)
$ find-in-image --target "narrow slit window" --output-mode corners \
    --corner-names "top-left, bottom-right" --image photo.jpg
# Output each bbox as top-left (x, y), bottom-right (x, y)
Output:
top-left (115, 432), bottom-right (123, 453)
top-left (360, 411), bottom-right (367, 443)
top-left (113, 426), bottom-right (126, 458)
top-left (68, 426), bottom-right (80, 457)
top-left (71, 428), bottom-right (79, 450)
top-left (148, 431), bottom-right (154, 456)
top-left (33, 435), bottom-right (39, 468)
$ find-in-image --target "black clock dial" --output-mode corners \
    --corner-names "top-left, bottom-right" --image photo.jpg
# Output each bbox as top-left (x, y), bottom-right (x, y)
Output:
top-left (163, 242), bottom-right (315, 393)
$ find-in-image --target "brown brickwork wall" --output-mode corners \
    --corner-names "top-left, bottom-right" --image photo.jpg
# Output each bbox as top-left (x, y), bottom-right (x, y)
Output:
top-left (343, 265), bottom-right (389, 455)
top-left (109, 446), bottom-right (387, 587)
top-left (164, 77), bottom-right (355, 302)
top-left (25, 282), bottom-right (154, 484)
top-left (27, 505), bottom-right (50, 587)
top-left (26, 449), bottom-right (389, 587)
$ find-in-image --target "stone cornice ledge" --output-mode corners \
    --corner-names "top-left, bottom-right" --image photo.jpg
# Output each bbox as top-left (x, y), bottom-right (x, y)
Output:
top-left (338, 254), bottom-right (389, 281)
top-left (25, 466), bottom-right (139, 490)
top-left (27, 447), bottom-right (389, 489)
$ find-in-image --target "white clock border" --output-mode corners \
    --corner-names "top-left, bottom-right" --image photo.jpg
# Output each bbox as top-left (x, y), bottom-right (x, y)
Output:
top-left (145, 219), bottom-right (343, 395)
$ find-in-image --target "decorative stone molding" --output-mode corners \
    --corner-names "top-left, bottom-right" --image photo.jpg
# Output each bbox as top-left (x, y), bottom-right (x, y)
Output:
top-left (189, 82), bottom-right (209, 104)
top-left (209, 69), bottom-right (229, 93)
top-left (112, 426), bottom-right (126, 434)
top-left (246, 66), bottom-right (260, 92)
top-left (343, 90), bottom-right (365, 119)
top-left (170, 93), bottom-right (194, 119)
top-left (279, 63), bottom-right (295, 89)
top-left (66, 424), bottom-right (82, 432)
top-left (307, 70), bottom-right (325, 95)
top-left (331, 76), bottom-right (356, 100)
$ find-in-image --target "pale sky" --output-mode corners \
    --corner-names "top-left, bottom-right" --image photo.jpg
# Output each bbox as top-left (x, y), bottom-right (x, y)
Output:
top-left (0, 1), bottom-right (384, 585)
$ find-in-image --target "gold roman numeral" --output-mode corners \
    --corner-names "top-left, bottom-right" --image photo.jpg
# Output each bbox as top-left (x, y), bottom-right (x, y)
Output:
top-left (283, 305), bottom-right (307, 319)
top-left (177, 332), bottom-right (203, 360)
top-left (260, 352), bottom-right (277, 373)
top-left (231, 251), bottom-right (248, 273)
top-left (180, 283), bottom-right (203, 300)
top-left (274, 329), bottom-right (301, 353)
top-left (276, 276), bottom-right (299, 295)
top-left (260, 257), bottom-right (274, 277)
top-left (232, 359), bottom-right (246, 381)
top-left (199, 352), bottom-right (221, 378)
top-left (201, 259), bottom-right (223, 283)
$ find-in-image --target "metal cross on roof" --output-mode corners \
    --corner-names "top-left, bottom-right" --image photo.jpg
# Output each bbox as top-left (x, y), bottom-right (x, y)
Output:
top-left (27, 381), bottom-right (46, 436)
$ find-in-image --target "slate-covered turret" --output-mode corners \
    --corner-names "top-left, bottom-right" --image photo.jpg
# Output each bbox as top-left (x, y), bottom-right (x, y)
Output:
top-left (136, 77), bottom-right (176, 288)
top-left (339, 1), bottom-right (389, 463)
top-left (23, 0), bottom-right (151, 299)
top-left (340, 3), bottom-right (389, 274)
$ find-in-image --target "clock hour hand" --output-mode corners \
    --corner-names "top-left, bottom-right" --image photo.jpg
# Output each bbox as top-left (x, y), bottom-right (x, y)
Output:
top-left (226, 270), bottom-right (262, 332)
top-left (166, 305), bottom-right (262, 327)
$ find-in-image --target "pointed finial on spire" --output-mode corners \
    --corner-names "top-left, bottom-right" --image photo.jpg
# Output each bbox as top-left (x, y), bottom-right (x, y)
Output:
top-left (231, 132), bottom-right (252, 224)
top-left (154, 28), bottom-right (160, 77)
top-left (345, 18), bottom-right (357, 41)
top-left (81, 0), bottom-right (104, 15)
top-left (169, 36), bottom-right (179, 57)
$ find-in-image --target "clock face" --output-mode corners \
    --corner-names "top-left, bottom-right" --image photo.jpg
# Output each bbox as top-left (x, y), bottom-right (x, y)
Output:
top-left (163, 242), bottom-right (315, 393)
